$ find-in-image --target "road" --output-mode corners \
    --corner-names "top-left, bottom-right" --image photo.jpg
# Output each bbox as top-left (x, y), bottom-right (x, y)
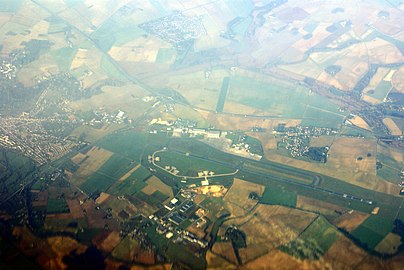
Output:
top-left (151, 149), bottom-right (239, 179)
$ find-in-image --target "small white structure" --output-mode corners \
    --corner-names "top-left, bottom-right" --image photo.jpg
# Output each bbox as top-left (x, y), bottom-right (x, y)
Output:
top-left (170, 198), bottom-right (179, 205)
top-left (201, 179), bottom-right (209, 186)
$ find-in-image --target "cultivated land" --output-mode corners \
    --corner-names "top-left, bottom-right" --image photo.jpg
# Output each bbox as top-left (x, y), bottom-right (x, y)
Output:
top-left (1, 0), bottom-right (404, 269)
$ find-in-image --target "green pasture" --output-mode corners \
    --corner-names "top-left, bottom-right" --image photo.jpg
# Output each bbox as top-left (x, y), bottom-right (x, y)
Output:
top-left (46, 198), bottom-right (69, 214)
top-left (260, 184), bottom-right (297, 207)
top-left (226, 76), bottom-right (345, 119)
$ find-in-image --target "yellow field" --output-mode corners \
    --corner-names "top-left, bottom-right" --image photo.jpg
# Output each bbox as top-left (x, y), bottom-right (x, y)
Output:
top-left (17, 54), bottom-right (60, 87)
top-left (70, 47), bottom-right (110, 88)
top-left (99, 231), bottom-right (121, 253)
top-left (363, 68), bottom-right (391, 94)
top-left (224, 178), bottom-right (264, 217)
top-left (206, 250), bottom-right (237, 270)
top-left (217, 205), bottom-right (317, 265)
top-left (170, 104), bottom-right (210, 128)
top-left (80, 0), bottom-right (133, 28)
top-left (327, 137), bottom-right (377, 175)
top-left (323, 235), bottom-right (369, 269)
top-left (391, 67), bottom-right (404, 93)
top-left (384, 69), bottom-right (396, 82)
top-left (292, 23), bottom-right (332, 53)
top-left (333, 211), bottom-right (369, 232)
top-left (211, 242), bottom-right (238, 265)
top-left (119, 164), bottom-right (141, 182)
top-left (278, 59), bottom-right (324, 83)
top-left (375, 233), bottom-right (402, 255)
top-left (70, 124), bottom-right (123, 143)
top-left (223, 101), bottom-right (262, 115)
top-left (349, 116), bottom-right (370, 130)
top-left (95, 192), bottom-right (111, 205)
top-left (141, 176), bottom-right (174, 201)
top-left (383, 118), bottom-right (402, 135)
top-left (165, 69), bottom-right (230, 111)
top-left (47, 236), bottom-right (87, 270)
top-left (69, 84), bottom-right (150, 118)
top-left (363, 94), bottom-right (381, 105)
top-left (367, 38), bottom-right (404, 64)
top-left (378, 143), bottom-right (404, 165)
top-left (283, 34), bottom-right (403, 92)
top-left (243, 249), bottom-right (327, 270)
top-left (109, 36), bottom-right (169, 63)
top-left (71, 146), bottom-right (113, 186)
top-left (296, 195), bottom-right (345, 216)
top-left (309, 136), bottom-right (335, 147)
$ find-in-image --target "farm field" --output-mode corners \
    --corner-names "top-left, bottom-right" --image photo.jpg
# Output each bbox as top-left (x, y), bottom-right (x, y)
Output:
top-left (108, 165), bottom-right (151, 197)
top-left (327, 137), bottom-right (377, 175)
top-left (224, 75), bottom-right (347, 122)
top-left (223, 178), bottom-right (264, 217)
top-left (216, 204), bottom-right (317, 265)
top-left (79, 153), bottom-right (135, 195)
top-left (261, 184), bottom-right (297, 208)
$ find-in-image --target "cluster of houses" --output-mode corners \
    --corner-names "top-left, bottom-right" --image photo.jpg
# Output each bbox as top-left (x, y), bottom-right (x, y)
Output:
top-left (399, 171), bottom-right (404, 195)
top-left (149, 197), bottom-right (209, 250)
top-left (0, 60), bottom-right (16, 80)
top-left (172, 128), bottom-right (221, 139)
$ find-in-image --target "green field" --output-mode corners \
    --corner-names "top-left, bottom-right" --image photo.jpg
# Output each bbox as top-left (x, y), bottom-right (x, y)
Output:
top-left (340, 125), bottom-right (375, 139)
top-left (100, 56), bottom-right (127, 81)
top-left (301, 106), bottom-right (345, 128)
top-left (352, 201), bottom-right (396, 249)
top-left (156, 48), bottom-right (176, 64)
top-left (77, 228), bottom-right (103, 245)
top-left (0, 151), bottom-right (36, 199)
top-left (110, 178), bottom-right (147, 196)
top-left (300, 216), bottom-right (339, 252)
top-left (157, 150), bottom-right (235, 177)
top-left (226, 76), bottom-right (344, 118)
top-left (368, 81), bottom-right (392, 101)
top-left (80, 154), bottom-right (135, 195)
top-left (109, 166), bottom-right (151, 196)
top-left (376, 152), bottom-right (401, 184)
top-left (165, 241), bottom-right (206, 269)
top-left (352, 213), bottom-right (396, 249)
top-left (135, 191), bottom-right (166, 208)
top-left (111, 235), bottom-right (140, 260)
top-left (167, 139), bottom-right (243, 167)
top-left (91, 16), bottom-right (145, 51)
top-left (46, 198), bottom-right (70, 214)
top-left (51, 47), bottom-right (77, 71)
top-left (260, 184), bottom-right (297, 207)
top-left (96, 131), bottom-right (170, 161)
top-left (280, 216), bottom-right (339, 259)
top-left (216, 77), bottom-right (230, 112)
